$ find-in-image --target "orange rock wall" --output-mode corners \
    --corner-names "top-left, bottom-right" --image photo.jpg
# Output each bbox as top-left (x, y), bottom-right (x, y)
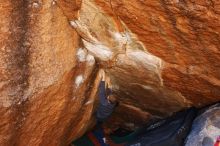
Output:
top-left (0, 0), bottom-right (98, 146)
top-left (0, 0), bottom-right (220, 145)
top-left (95, 0), bottom-right (220, 107)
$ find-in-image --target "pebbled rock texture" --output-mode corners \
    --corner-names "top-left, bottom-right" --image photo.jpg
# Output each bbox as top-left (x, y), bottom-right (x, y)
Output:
top-left (0, 0), bottom-right (98, 145)
top-left (0, 0), bottom-right (220, 145)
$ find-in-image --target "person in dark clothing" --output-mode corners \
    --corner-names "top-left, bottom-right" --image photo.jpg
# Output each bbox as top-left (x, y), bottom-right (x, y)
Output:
top-left (96, 69), bottom-right (118, 122)
top-left (93, 69), bottom-right (118, 146)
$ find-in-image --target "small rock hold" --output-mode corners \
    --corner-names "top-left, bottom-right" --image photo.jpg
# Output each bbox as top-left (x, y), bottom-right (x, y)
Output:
top-left (75, 75), bottom-right (84, 88)
top-left (86, 54), bottom-right (95, 66)
top-left (32, 2), bottom-right (40, 8)
top-left (52, 0), bottom-right (56, 5)
top-left (76, 48), bottom-right (87, 62)
top-left (69, 20), bottom-right (77, 28)
top-left (85, 100), bottom-right (93, 105)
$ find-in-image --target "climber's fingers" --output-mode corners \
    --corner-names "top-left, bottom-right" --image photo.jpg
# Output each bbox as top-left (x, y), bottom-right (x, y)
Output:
top-left (99, 69), bottom-right (105, 81)
top-left (105, 76), bottom-right (112, 88)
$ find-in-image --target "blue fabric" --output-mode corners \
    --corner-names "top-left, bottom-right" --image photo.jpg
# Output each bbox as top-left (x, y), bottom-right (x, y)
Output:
top-left (93, 124), bottom-right (106, 146)
top-left (96, 81), bottom-right (116, 122)
top-left (98, 81), bottom-right (109, 105)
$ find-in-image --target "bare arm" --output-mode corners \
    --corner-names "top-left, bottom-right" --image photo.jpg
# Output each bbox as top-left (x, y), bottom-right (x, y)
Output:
top-left (99, 70), bottom-right (108, 105)
top-left (101, 69), bottom-right (105, 81)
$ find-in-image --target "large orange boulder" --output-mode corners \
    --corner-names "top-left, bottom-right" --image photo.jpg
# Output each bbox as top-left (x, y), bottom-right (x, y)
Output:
top-left (0, 0), bottom-right (219, 145)
top-left (0, 0), bottom-right (98, 145)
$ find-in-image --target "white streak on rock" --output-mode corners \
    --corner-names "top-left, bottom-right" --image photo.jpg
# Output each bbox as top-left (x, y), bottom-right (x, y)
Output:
top-left (130, 83), bottom-right (153, 90)
top-left (32, 2), bottom-right (40, 8)
top-left (113, 32), bottom-right (127, 44)
top-left (69, 20), bottom-right (98, 43)
top-left (85, 100), bottom-right (94, 105)
top-left (69, 19), bottom-right (113, 61)
top-left (83, 40), bottom-right (113, 61)
top-left (128, 51), bottom-right (161, 70)
top-left (76, 48), bottom-right (87, 62)
top-left (75, 75), bottom-right (84, 88)
top-left (86, 54), bottom-right (95, 66)
top-left (141, 85), bottom-right (153, 90)
top-left (70, 20), bottom-right (77, 28)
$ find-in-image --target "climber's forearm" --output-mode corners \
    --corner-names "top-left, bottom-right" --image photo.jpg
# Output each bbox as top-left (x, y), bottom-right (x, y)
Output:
top-left (101, 69), bottom-right (105, 81)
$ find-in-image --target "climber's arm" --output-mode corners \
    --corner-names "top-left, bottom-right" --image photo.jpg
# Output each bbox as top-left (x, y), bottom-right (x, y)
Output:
top-left (99, 70), bottom-right (108, 105)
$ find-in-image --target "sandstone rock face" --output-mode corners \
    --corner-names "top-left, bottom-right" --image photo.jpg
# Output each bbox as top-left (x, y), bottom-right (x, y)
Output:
top-left (75, 0), bottom-right (220, 129)
top-left (94, 0), bottom-right (220, 105)
top-left (0, 0), bottom-right (220, 145)
top-left (0, 0), bottom-right (98, 146)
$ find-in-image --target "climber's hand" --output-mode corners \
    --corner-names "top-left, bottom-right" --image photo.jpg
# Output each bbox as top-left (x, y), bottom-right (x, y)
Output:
top-left (100, 69), bottom-right (105, 81)
top-left (105, 76), bottom-right (111, 88)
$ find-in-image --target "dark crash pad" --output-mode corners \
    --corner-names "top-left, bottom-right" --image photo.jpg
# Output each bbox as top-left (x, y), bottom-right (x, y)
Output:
top-left (126, 108), bottom-right (197, 146)
top-left (72, 108), bottom-right (197, 146)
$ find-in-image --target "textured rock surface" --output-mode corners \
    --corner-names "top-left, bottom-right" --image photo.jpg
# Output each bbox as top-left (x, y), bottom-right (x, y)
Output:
top-left (0, 0), bottom-right (98, 146)
top-left (94, 0), bottom-right (220, 105)
top-left (0, 0), bottom-right (220, 145)
top-left (76, 0), bottom-right (220, 129)
top-left (185, 104), bottom-right (220, 146)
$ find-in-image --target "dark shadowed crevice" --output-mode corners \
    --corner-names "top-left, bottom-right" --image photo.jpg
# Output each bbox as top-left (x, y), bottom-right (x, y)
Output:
top-left (7, 0), bottom-right (30, 145)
